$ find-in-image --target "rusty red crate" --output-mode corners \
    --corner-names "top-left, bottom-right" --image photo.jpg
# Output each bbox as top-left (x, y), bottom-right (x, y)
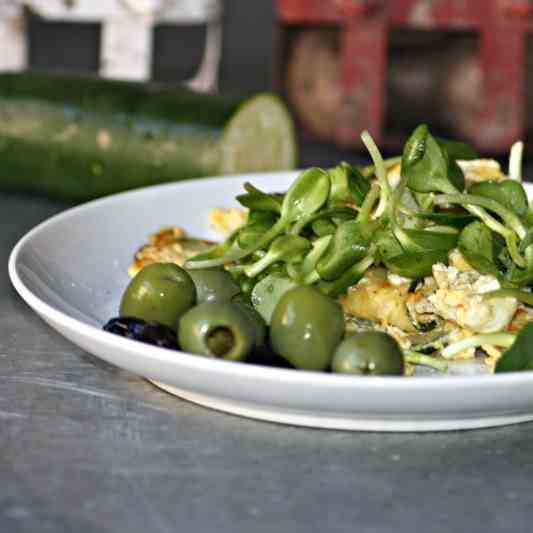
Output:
top-left (276, 0), bottom-right (533, 153)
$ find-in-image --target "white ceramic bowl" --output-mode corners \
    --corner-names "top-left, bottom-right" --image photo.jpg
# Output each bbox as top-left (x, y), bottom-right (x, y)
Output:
top-left (9, 172), bottom-right (533, 431)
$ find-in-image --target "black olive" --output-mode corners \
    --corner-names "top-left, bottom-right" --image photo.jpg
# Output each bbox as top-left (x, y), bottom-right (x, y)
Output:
top-left (103, 317), bottom-right (179, 350)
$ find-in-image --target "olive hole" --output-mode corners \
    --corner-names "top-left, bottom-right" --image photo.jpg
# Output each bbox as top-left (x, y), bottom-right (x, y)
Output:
top-left (206, 327), bottom-right (235, 357)
top-left (358, 361), bottom-right (375, 375)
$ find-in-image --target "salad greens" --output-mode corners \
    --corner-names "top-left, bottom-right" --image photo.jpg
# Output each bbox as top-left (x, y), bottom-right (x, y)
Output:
top-left (184, 124), bottom-right (533, 375)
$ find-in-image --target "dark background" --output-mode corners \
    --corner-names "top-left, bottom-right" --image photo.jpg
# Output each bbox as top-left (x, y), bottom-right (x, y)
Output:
top-left (27, 1), bottom-right (277, 92)
top-left (27, 0), bottom-right (350, 167)
top-left (25, 1), bottom-right (533, 171)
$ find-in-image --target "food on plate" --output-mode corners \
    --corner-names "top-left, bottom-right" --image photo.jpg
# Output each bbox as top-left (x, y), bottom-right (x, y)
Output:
top-left (270, 286), bottom-right (345, 371)
top-left (332, 332), bottom-right (404, 376)
top-left (178, 302), bottom-right (258, 362)
top-left (103, 317), bottom-right (178, 349)
top-left (187, 268), bottom-right (241, 304)
top-left (104, 124), bottom-right (533, 376)
top-left (120, 263), bottom-right (196, 329)
top-left (128, 228), bottom-right (214, 277)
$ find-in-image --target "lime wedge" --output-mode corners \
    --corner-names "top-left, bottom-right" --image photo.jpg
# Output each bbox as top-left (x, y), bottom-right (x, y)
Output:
top-left (219, 94), bottom-right (298, 174)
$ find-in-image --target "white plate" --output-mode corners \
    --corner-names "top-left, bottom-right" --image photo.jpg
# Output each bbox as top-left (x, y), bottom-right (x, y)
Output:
top-left (9, 172), bottom-right (533, 432)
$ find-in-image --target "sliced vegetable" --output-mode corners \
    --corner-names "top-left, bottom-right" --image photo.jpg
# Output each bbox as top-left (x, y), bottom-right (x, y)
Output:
top-left (0, 72), bottom-right (297, 201)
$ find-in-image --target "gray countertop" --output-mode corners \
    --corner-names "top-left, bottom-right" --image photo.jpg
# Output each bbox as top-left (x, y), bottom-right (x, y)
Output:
top-left (2, 183), bottom-right (533, 533)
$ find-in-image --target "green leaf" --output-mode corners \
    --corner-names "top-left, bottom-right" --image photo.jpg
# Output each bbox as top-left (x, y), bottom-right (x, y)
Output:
top-left (316, 220), bottom-right (373, 281)
top-left (237, 182), bottom-right (282, 213)
top-left (401, 124), bottom-right (428, 175)
top-left (237, 211), bottom-right (278, 248)
top-left (319, 254), bottom-right (375, 297)
top-left (403, 125), bottom-right (464, 194)
top-left (383, 250), bottom-right (449, 279)
top-left (468, 180), bottom-right (528, 218)
top-left (188, 168), bottom-right (330, 268)
top-left (311, 218), bottom-right (336, 237)
top-left (290, 206), bottom-right (357, 236)
top-left (495, 323), bottom-right (533, 373)
top-left (458, 221), bottom-right (500, 276)
top-left (448, 160), bottom-right (467, 193)
top-left (435, 137), bottom-right (479, 161)
top-left (347, 164), bottom-right (371, 205)
top-left (244, 235), bottom-right (311, 278)
top-left (374, 229), bottom-right (403, 262)
top-left (328, 162), bottom-right (370, 206)
top-left (187, 232), bottom-right (240, 264)
top-left (281, 167), bottom-right (330, 221)
top-left (393, 228), bottom-right (457, 254)
top-left (415, 211), bottom-right (475, 229)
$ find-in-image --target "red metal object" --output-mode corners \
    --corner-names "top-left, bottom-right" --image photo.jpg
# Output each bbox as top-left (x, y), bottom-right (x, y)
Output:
top-left (277, 0), bottom-right (533, 152)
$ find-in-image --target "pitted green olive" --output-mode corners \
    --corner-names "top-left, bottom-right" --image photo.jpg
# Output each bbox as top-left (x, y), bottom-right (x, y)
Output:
top-left (178, 302), bottom-right (255, 361)
top-left (120, 263), bottom-right (196, 329)
top-left (233, 302), bottom-right (267, 349)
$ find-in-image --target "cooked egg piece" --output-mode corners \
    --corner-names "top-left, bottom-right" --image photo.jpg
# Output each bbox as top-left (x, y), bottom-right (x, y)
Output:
top-left (448, 248), bottom-right (474, 272)
top-left (428, 264), bottom-right (517, 333)
top-left (209, 208), bottom-right (247, 236)
top-left (341, 269), bottom-right (416, 332)
top-left (128, 227), bottom-right (213, 277)
top-left (456, 159), bottom-right (506, 183)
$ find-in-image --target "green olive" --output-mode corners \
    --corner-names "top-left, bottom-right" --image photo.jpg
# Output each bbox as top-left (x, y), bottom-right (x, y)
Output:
top-left (178, 302), bottom-right (255, 361)
top-left (187, 268), bottom-right (241, 304)
top-left (233, 302), bottom-right (267, 349)
top-left (332, 332), bottom-right (404, 375)
top-left (270, 286), bottom-right (344, 371)
top-left (120, 263), bottom-right (196, 329)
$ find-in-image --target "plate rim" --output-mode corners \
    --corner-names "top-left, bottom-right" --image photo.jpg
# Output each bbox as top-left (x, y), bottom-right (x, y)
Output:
top-left (8, 171), bottom-right (533, 392)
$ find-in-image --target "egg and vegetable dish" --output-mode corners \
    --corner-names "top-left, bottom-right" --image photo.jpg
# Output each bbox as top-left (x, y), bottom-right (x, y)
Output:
top-left (104, 124), bottom-right (533, 376)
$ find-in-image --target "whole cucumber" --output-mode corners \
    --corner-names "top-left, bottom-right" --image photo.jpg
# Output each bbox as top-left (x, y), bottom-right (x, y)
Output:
top-left (0, 72), bottom-right (297, 201)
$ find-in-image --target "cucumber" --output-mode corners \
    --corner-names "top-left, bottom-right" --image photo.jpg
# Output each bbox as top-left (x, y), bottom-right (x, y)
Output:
top-left (0, 72), bottom-right (297, 201)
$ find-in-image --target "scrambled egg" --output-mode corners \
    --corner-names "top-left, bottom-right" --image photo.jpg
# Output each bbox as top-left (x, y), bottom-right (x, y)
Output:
top-left (428, 264), bottom-right (517, 333)
top-left (209, 208), bottom-right (248, 236)
top-left (340, 255), bottom-right (523, 362)
top-left (128, 210), bottom-right (247, 277)
top-left (340, 269), bottom-right (415, 332)
top-left (448, 249), bottom-right (474, 272)
top-left (457, 159), bottom-right (506, 183)
top-left (128, 227), bottom-right (213, 277)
